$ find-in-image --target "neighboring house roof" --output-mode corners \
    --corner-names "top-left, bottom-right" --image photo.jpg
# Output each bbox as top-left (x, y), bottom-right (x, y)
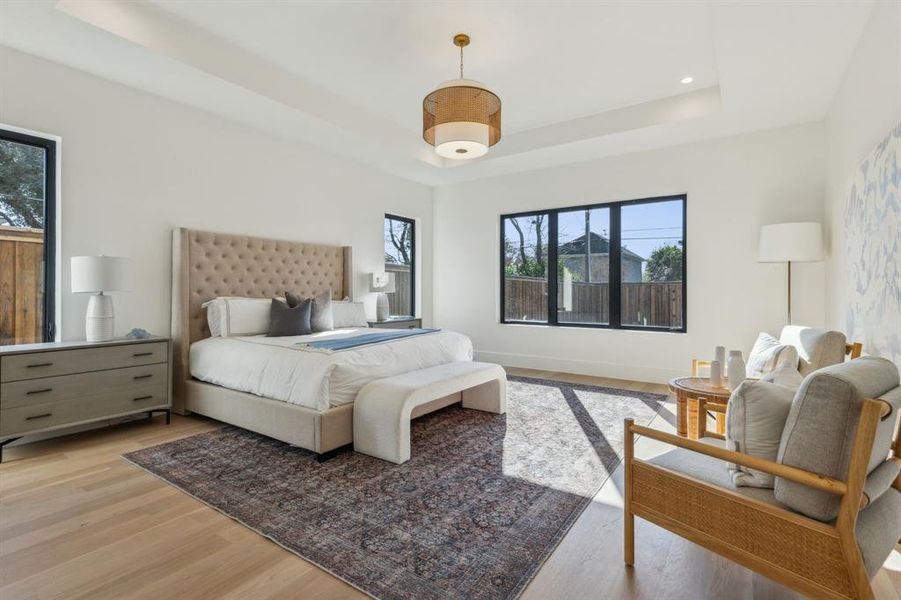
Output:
top-left (558, 232), bottom-right (644, 261)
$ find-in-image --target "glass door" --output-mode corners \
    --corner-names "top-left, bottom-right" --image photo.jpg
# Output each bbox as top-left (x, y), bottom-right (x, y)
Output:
top-left (0, 128), bottom-right (57, 344)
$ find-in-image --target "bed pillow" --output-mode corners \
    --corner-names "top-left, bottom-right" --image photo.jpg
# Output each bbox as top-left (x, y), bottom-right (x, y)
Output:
top-left (267, 298), bottom-right (312, 336)
top-left (746, 332), bottom-right (799, 378)
top-left (202, 297), bottom-right (274, 337)
top-left (203, 299), bottom-right (225, 337)
top-left (725, 379), bottom-right (796, 488)
top-left (332, 301), bottom-right (368, 328)
top-left (286, 290), bottom-right (334, 332)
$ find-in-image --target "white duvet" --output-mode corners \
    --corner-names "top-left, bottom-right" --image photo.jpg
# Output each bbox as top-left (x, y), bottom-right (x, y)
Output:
top-left (189, 328), bottom-right (473, 412)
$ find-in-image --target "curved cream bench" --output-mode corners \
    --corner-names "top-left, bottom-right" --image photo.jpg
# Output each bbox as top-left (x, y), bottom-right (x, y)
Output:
top-left (353, 361), bottom-right (507, 464)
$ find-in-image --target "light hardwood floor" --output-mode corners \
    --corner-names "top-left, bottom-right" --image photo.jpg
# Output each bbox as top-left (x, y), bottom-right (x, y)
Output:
top-left (1, 367), bottom-right (898, 600)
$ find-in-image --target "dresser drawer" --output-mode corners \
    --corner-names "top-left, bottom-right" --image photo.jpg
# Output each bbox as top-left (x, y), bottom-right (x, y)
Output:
top-left (1, 342), bottom-right (168, 382)
top-left (0, 363), bottom-right (168, 409)
top-left (0, 384), bottom-right (168, 436)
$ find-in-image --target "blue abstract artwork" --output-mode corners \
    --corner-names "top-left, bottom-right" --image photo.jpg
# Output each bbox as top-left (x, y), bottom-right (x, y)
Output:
top-left (845, 122), bottom-right (901, 365)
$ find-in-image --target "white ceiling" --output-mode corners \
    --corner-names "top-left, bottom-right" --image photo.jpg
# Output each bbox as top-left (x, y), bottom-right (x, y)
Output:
top-left (148, 0), bottom-right (720, 135)
top-left (0, 0), bottom-right (874, 186)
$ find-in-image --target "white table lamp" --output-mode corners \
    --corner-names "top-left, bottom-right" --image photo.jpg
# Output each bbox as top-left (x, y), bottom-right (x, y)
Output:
top-left (71, 256), bottom-right (131, 341)
top-left (758, 222), bottom-right (823, 324)
top-left (370, 272), bottom-right (396, 322)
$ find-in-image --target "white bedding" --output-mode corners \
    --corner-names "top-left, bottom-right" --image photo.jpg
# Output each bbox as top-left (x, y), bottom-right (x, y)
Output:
top-left (189, 328), bottom-right (473, 411)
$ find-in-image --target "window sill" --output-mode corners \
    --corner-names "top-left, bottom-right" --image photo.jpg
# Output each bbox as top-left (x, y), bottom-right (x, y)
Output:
top-left (498, 321), bottom-right (686, 334)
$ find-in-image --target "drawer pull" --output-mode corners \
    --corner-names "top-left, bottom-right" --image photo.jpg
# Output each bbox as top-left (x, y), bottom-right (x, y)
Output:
top-left (25, 413), bottom-right (52, 420)
top-left (133, 374), bottom-right (153, 380)
top-left (133, 395), bottom-right (154, 402)
top-left (26, 362), bottom-right (53, 369)
top-left (26, 388), bottom-right (53, 395)
top-left (133, 352), bottom-right (153, 357)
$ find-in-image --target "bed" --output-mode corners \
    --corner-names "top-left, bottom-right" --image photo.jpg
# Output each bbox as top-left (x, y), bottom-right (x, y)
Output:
top-left (170, 228), bottom-right (471, 456)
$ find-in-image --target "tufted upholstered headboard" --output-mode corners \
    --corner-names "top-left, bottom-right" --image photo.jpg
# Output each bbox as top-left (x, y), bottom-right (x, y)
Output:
top-left (170, 228), bottom-right (353, 413)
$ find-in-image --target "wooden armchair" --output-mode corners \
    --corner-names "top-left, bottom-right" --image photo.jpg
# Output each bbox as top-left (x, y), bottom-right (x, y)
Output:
top-left (691, 328), bottom-right (863, 380)
top-left (624, 392), bottom-right (900, 600)
top-left (689, 336), bottom-right (863, 439)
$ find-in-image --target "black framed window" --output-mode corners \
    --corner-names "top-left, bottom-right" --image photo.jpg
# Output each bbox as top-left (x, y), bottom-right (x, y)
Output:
top-left (501, 195), bottom-right (685, 332)
top-left (383, 214), bottom-right (415, 317)
top-left (0, 129), bottom-right (57, 345)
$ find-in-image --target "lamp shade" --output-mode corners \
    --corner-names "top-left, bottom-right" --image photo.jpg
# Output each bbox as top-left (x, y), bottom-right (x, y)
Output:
top-left (758, 222), bottom-right (823, 263)
top-left (71, 256), bottom-right (131, 293)
top-left (423, 79), bottom-right (501, 160)
top-left (370, 271), bottom-right (396, 294)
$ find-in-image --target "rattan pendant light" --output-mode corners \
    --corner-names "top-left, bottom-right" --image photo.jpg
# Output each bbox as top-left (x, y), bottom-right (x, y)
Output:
top-left (423, 34), bottom-right (501, 160)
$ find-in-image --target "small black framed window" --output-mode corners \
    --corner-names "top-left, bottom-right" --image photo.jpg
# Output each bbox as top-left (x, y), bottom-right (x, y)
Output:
top-left (501, 195), bottom-right (685, 332)
top-left (384, 214), bottom-right (415, 317)
top-left (0, 128), bottom-right (57, 345)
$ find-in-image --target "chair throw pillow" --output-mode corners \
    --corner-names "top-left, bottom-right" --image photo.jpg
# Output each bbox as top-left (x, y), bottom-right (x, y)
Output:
top-left (725, 379), bottom-right (796, 488)
top-left (746, 332), bottom-right (799, 378)
top-left (759, 365), bottom-right (804, 390)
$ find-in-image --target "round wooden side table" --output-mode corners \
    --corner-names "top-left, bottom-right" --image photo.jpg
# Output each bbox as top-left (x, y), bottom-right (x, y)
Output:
top-left (668, 376), bottom-right (732, 439)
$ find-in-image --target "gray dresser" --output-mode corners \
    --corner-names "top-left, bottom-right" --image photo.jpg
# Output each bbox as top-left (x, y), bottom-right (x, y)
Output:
top-left (0, 337), bottom-right (171, 461)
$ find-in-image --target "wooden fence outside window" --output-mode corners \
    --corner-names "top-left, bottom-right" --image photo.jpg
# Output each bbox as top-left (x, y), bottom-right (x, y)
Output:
top-left (0, 227), bottom-right (45, 345)
top-left (504, 276), bottom-right (683, 328)
top-left (385, 263), bottom-right (412, 317)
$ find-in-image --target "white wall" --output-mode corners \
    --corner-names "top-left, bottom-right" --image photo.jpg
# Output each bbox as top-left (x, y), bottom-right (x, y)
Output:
top-left (434, 123), bottom-right (826, 382)
top-left (824, 1), bottom-right (901, 348)
top-left (0, 47), bottom-right (433, 340)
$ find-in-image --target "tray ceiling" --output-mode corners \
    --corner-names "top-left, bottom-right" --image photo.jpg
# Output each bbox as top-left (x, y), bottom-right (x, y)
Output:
top-left (0, 0), bottom-right (874, 186)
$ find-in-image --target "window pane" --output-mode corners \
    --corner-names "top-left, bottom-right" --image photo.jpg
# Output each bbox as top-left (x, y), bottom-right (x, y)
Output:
top-left (503, 214), bottom-right (549, 322)
top-left (383, 216), bottom-right (414, 317)
top-left (0, 138), bottom-right (48, 345)
top-left (557, 207), bottom-right (610, 324)
top-left (620, 199), bottom-right (684, 329)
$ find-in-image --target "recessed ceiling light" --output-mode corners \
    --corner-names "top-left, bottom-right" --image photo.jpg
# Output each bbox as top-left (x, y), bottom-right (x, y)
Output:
top-left (681, 76), bottom-right (694, 84)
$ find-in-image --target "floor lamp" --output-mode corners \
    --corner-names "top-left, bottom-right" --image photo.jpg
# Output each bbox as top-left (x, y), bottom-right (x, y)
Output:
top-left (758, 222), bottom-right (823, 324)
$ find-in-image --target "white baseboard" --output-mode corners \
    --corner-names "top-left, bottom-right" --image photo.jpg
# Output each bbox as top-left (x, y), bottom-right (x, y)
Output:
top-left (474, 350), bottom-right (682, 384)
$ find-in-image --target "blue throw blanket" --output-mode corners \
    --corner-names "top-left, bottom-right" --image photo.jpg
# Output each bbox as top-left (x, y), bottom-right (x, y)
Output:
top-left (297, 328), bottom-right (440, 353)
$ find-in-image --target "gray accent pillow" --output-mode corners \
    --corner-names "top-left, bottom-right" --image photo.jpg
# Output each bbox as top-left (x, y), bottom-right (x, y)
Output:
top-left (286, 290), bottom-right (334, 332)
top-left (267, 298), bottom-right (311, 336)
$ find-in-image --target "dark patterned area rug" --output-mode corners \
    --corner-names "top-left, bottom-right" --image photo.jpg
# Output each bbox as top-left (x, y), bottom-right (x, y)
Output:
top-left (123, 376), bottom-right (664, 599)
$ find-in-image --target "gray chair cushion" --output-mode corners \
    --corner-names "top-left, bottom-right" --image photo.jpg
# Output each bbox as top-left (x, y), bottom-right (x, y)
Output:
top-left (855, 488), bottom-right (901, 578)
top-left (649, 440), bottom-right (786, 507)
top-left (775, 357), bottom-right (901, 521)
top-left (872, 386), bottom-right (901, 474)
top-left (778, 325), bottom-right (847, 376)
top-left (863, 459), bottom-right (901, 505)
